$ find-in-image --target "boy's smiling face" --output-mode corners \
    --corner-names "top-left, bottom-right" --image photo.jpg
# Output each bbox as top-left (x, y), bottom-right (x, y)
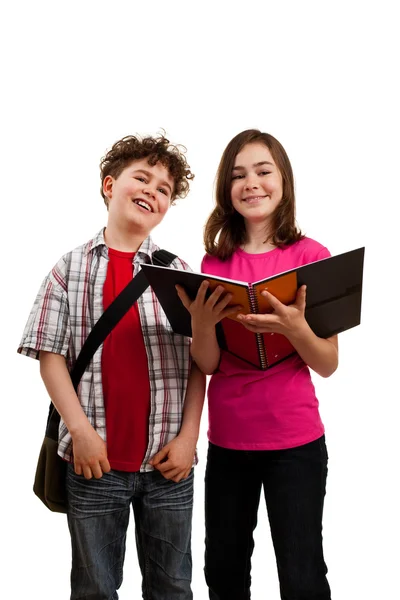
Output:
top-left (103, 159), bottom-right (175, 237)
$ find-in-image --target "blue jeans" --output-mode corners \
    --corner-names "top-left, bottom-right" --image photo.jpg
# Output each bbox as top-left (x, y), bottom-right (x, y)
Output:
top-left (66, 465), bottom-right (194, 600)
top-left (205, 437), bottom-right (330, 600)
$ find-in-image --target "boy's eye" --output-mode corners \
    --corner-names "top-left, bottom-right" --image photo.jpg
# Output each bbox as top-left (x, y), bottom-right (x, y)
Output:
top-left (136, 176), bottom-right (147, 183)
top-left (158, 188), bottom-right (167, 195)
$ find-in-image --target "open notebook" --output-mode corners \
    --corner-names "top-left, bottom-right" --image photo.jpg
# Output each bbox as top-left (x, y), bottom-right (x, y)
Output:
top-left (141, 247), bottom-right (365, 370)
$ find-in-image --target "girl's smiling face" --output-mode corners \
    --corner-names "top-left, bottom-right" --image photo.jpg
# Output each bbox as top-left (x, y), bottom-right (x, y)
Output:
top-left (231, 142), bottom-right (283, 225)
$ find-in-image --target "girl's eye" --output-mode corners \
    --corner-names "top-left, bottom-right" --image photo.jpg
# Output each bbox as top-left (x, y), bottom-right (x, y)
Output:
top-left (259, 171), bottom-right (271, 176)
top-left (232, 174), bottom-right (244, 180)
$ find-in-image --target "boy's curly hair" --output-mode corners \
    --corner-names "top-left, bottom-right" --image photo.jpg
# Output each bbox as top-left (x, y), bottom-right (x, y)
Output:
top-left (100, 133), bottom-right (194, 206)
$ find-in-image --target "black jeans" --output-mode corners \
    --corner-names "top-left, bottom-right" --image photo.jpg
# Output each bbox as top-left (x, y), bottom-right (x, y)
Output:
top-left (204, 437), bottom-right (331, 600)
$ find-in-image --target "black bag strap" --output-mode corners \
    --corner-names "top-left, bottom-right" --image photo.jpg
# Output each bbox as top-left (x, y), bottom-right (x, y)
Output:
top-left (45, 249), bottom-right (177, 439)
top-left (70, 249), bottom-right (177, 389)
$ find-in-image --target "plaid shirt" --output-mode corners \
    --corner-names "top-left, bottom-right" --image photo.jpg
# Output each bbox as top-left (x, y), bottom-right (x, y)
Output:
top-left (18, 229), bottom-right (192, 471)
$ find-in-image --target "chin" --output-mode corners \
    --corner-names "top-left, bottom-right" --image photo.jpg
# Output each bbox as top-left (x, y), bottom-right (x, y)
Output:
top-left (246, 213), bottom-right (272, 222)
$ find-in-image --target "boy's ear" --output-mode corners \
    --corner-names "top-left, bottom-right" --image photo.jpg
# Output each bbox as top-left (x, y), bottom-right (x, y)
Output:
top-left (103, 175), bottom-right (113, 200)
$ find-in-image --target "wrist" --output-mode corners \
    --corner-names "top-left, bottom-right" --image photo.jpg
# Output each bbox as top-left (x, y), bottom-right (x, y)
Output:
top-left (286, 319), bottom-right (311, 344)
top-left (69, 416), bottom-right (93, 438)
top-left (191, 320), bottom-right (215, 335)
top-left (177, 427), bottom-right (199, 443)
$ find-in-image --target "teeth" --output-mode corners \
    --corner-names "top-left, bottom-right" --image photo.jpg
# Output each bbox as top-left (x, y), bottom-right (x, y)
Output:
top-left (135, 200), bottom-right (152, 212)
top-left (244, 196), bottom-right (266, 202)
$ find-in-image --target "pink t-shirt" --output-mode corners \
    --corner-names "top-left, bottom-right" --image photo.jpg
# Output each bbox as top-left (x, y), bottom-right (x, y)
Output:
top-left (201, 237), bottom-right (331, 451)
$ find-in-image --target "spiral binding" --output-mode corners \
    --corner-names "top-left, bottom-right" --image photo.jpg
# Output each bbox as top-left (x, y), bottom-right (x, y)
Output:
top-left (247, 285), bottom-right (268, 369)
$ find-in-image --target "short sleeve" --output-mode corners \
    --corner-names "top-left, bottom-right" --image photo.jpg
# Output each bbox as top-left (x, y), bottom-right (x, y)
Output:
top-left (299, 239), bottom-right (331, 266)
top-left (17, 260), bottom-right (71, 361)
top-left (200, 255), bottom-right (208, 273)
top-left (315, 246), bottom-right (331, 261)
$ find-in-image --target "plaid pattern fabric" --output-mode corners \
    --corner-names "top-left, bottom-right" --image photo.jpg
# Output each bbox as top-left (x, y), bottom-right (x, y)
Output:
top-left (18, 229), bottom-right (192, 470)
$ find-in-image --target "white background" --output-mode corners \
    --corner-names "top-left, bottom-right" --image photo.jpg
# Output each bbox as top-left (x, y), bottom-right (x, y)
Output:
top-left (1, 1), bottom-right (399, 598)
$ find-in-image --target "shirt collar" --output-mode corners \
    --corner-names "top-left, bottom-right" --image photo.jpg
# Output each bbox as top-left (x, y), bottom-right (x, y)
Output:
top-left (84, 228), bottom-right (159, 261)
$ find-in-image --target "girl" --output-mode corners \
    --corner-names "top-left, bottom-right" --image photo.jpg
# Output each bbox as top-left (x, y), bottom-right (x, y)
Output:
top-left (177, 130), bottom-right (337, 600)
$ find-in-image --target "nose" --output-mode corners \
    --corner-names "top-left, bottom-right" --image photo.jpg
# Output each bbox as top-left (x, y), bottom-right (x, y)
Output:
top-left (244, 174), bottom-right (259, 190)
top-left (143, 185), bottom-right (156, 199)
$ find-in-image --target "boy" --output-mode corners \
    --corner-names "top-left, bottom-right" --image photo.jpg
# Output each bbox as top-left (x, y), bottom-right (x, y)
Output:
top-left (18, 134), bottom-right (205, 600)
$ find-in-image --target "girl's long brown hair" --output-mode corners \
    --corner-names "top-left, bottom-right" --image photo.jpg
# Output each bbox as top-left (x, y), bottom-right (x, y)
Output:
top-left (204, 130), bottom-right (303, 260)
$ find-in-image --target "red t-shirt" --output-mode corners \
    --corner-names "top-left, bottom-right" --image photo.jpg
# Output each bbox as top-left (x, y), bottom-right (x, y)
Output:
top-left (101, 248), bottom-right (150, 471)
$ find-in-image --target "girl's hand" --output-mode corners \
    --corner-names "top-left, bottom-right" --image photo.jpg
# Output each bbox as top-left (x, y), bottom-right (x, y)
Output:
top-left (236, 285), bottom-right (308, 337)
top-left (176, 281), bottom-right (242, 330)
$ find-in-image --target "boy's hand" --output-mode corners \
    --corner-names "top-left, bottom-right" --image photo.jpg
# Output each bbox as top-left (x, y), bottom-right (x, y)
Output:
top-left (71, 423), bottom-right (111, 480)
top-left (149, 434), bottom-right (196, 483)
